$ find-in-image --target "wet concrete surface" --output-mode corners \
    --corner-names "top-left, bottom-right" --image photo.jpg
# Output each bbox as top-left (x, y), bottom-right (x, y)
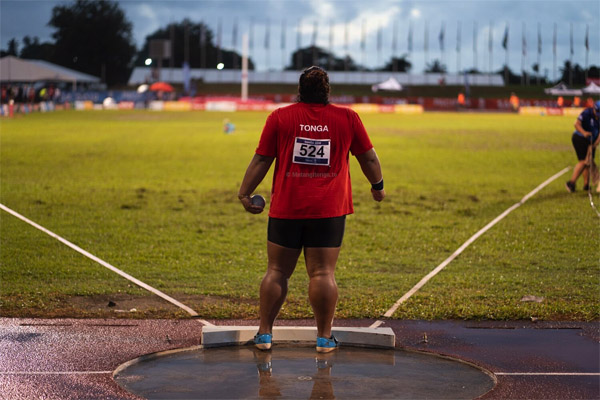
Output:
top-left (115, 345), bottom-right (495, 399)
top-left (1, 318), bottom-right (598, 399)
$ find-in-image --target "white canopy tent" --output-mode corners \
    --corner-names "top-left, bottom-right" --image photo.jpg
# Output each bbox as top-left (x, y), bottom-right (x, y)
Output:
top-left (543, 82), bottom-right (583, 96)
top-left (582, 82), bottom-right (600, 94)
top-left (0, 56), bottom-right (100, 89)
top-left (371, 77), bottom-right (403, 92)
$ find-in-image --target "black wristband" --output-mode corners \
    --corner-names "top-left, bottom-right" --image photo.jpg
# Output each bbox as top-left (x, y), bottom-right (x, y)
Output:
top-left (371, 179), bottom-right (384, 191)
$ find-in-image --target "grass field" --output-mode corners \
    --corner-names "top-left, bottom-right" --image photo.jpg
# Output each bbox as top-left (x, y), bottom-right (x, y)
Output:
top-left (1, 110), bottom-right (598, 321)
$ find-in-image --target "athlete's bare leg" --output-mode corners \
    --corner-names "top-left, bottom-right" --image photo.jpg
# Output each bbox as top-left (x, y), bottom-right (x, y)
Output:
top-left (569, 160), bottom-right (589, 185)
top-left (258, 241), bottom-right (301, 335)
top-left (304, 247), bottom-right (341, 339)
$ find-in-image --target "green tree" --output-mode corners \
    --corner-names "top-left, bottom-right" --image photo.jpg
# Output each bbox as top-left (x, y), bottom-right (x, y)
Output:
top-left (19, 36), bottom-right (55, 61)
top-left (286, 46), bottom-right (361, 71)
top-left (0, 38), bottom-right (19, 57)
top-left (498, 65), bottom-right (525, 85)
top-left (135, 19), bottom-right (254, 70)
top-left (49, 0), bottom-right (136, 86)
top-left (424, 59), bottom-right (447, 73)
top-left (377, 55), bottom-right (412, 72)
top-left (558, 61), bottom-right (597, 86)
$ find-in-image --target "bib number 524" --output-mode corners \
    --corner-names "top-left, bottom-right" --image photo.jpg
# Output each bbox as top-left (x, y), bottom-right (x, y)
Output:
top-left (293, 137), bottom-right (330, 166)
top-left (298, 144), bottom-right (325, 157)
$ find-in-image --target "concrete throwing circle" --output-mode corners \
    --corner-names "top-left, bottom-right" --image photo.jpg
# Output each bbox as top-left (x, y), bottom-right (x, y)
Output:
top-left (114, 346), bottom-right (495, 399)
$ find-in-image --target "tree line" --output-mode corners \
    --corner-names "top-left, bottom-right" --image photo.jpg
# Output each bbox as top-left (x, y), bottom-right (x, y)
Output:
top-left (1, 0), bottom-right (597, 87)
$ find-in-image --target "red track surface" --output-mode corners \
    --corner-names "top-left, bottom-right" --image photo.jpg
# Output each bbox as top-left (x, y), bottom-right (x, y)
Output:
top-left (1, 318), bottom-right (598, 399)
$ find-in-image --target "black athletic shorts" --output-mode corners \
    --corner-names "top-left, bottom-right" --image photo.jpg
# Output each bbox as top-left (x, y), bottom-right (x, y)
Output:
top-left (572, 133), bottom-right (595, 161)
top-left (268, 216), bottom-right (346, 249)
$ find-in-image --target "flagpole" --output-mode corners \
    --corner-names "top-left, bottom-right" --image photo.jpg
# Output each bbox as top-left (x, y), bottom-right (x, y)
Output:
top-left (488, 21), bottom-right (493, 85)
top-left (328, 20), bottom-right (333, 71)
top-left (473, 21), bottom-right (477, 72)
top-left (392, 19), bottom-right (398, 73)
top-left (456, 21), bottom-right (461, 74)
top-left (344, 21), bottom-right (349, 78)
top-left (296, 19), bottom-right (302, 70)
top-left (233, 18), bottom-right (239, 70)
top-left (408, 21), bottom-right (412, 85)
top-left (503, 23), bottom-right (509, 84)
top-left (553, 23), bottom-right (557, 83)
top-left (537, 22), bottom-right (541, 86)
top-left (361, 19), bottom-right (366, 72)
top-left (217, 18), bottom-right (222, 82)
top-left (569, 22), bottom-right (573, 86)
top-left (241, 33), bottom-right (248, 102)
top-left (200, 23), bottom-right (206, 70)
top-left (281, 19), bottom-right (286, 75)
top-left (424, 21), bottom-right (429, 84)
top-left (249, 17), bottom-right (254, 69)
top-left (312, 20), bottom-right (318, 66)
top-left (265, 18), bottom-right (270, 73)
top-left (376, 23), bottom-right (381, 70)
top-left (521, 22), bottom-right (527, 85)
top-left (585, 25), bottom-right (589, 83)
top-left (439, 21), bottom-right (445, 73)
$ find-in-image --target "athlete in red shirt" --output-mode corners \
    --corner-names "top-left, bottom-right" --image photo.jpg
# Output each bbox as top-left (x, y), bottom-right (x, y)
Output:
top-left (238, 66), bottom-right (385, 352)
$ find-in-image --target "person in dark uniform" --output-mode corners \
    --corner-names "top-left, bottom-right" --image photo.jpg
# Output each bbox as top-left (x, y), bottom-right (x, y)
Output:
top-left (566, 101), bottom-right (600, 192)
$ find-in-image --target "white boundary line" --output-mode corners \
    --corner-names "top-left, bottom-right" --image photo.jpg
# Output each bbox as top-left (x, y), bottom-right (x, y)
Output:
top-left (495, 372), bottom-right (600, 376)
top-left (370, 167), bottom-right (571, 328)
top-left (0, 203), bottom-right (214, 327)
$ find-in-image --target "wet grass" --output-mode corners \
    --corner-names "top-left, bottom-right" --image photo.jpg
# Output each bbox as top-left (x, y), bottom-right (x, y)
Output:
top-left (1, 110), bottom-right (598, 321)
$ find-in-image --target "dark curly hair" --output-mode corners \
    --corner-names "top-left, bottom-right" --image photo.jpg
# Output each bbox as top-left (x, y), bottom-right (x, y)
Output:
top-left (298, 66), bottom-right (330, 104)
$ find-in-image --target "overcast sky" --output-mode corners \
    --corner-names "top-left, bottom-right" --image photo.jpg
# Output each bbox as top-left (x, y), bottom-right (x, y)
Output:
top-left (1, 0), bottom-right (599, 77)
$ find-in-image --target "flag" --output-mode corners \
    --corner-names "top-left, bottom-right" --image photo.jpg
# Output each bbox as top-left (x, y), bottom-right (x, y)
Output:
top-left (456, 21), bottom-right (461, 53)
top-left (217, 19), bottom-right (222, 50)
top-left (473, 22), bottom-right (477, 53)
top-left (249, 18), bottom-right (254, 50)
top-left (522, 22), bottom-right (526, 56)
top-left (570, 23), bottom-right (574, 56)
top-left (344, 21), bottom-right (349, 52)
top-left (585, 24), bottom-right (589, 51)
top-left (232, 18), bottom-right (238, 48)
top-left (502, 24), bottom-right (508, 50)
top-left (553, 23), bottom-right (557, 56)
top-left (488, 22), bottom-right (492, 52)
top-left (329, 20), bottom-right (334, 50)
top-left (361, 20), bottom-right (366, 51)
top-left (408, 22), bottom-right (413, 53)
top-left (537, 23), bottom-right (541, 55)
top-left (392, 20), bottom-right (397, 53)
top-left (217, 19), bottom-right (222, 63)
top-left (424, 21), bottom-right (429, 53)
top-left (439, 22), bottom-right (445, 51)
top-left (281, 19), bottom-right (286, 50)
top-left (312, 20), bottom-right (318, 46)
top-left (264, 19), bottom-right (270, 49)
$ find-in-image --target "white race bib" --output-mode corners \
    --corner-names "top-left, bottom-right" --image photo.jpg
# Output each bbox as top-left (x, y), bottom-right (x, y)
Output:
top-left (292, 137), bottom-right (331, 166)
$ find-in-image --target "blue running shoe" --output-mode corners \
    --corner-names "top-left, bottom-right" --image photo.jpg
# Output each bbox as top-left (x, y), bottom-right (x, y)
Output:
top-left (316, 335), bottom-right (338, 353)
top-left (254, 333), bottom-right (272, 350)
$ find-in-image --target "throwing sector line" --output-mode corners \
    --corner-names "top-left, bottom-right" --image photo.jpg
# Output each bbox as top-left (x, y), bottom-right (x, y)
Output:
top-left (0, 203), bottom-right (214, 327)
top-left (370, 167), bottom-right (570, 328)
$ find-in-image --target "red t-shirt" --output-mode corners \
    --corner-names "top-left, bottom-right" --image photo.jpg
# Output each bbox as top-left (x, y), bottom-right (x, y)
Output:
top-left (256, 102), bottom-right (373, 219)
